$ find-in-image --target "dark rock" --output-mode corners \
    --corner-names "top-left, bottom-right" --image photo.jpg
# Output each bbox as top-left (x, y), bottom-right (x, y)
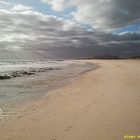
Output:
top-left (22, 71), bottom-right (28, 75)
top-left (30, 69), bottom-right (36, 73)
top-left (48, 68), bottom-right (54, 70)
top-left (11, 71), bottom-right (21, 77)
top-left (39, 68), bottom-right (49, 72)
top-left (27, 72), bottom-right (35, 75)
top-left (22, 71), bottom-right (35, 75)
top-left (0, 74), bottom-right (11, 80)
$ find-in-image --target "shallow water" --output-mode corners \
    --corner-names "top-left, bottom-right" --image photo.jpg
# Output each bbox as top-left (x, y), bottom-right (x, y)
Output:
top-left (0, 60), bottom-right (97, 112)
top-left (0, 60), bottom-right (72, 72)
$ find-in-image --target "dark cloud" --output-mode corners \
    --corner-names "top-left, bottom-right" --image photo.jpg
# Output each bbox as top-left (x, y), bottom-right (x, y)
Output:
top-left (43, 0), bottom-right (140, 30)
top-left (0, 4), bottom-right (140, 59)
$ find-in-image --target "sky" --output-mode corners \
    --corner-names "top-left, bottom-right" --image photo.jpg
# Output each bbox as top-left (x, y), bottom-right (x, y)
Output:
top-left (0, 0), bottom-right (140, 59)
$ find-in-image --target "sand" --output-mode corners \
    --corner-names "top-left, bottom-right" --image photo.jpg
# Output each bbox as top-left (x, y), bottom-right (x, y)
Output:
top-left (0, 60), bottom-right (140, 140)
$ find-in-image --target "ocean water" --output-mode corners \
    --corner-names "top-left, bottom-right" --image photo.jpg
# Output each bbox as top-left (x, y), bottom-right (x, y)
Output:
top-left (0, 60), bottom-right (96, 113)
top-left (0, 60), bottom-right (76, 109)
top-left (0, 60), bottom-right (72, 73)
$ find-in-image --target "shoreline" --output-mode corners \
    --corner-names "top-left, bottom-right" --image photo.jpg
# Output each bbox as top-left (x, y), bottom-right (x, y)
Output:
top-left (0, 60), bottom-right (140, 140)
top-left (0, 61), bottom-right (98, 112)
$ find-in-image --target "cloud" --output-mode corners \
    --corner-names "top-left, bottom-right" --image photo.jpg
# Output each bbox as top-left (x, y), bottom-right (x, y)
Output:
top-left (11, 4), bottom-right (33, 11)
top-left (41, 0), bottom-right (67, 11)
top-left (0, 3), bottom-right (140, 59)
top-left (0, 0), bottom-right (12, 10)
top-left (0, 0), bottom-right (11, 5)
top-left (42, 0), bottom-right (140, 30)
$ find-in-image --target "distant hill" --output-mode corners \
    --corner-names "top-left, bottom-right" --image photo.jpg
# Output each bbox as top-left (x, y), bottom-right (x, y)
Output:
top-left (86, 55), bottom-right (140, 59)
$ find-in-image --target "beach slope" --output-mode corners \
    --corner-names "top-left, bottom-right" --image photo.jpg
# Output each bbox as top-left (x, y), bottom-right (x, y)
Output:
top-left (0, 60), bottom-right (140, 140)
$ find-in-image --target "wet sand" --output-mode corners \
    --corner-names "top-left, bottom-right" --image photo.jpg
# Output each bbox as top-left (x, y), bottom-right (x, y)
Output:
top-left (0, 62), bottom-right (96, 108)
top-left (0, 60), bottom-right (140, 140)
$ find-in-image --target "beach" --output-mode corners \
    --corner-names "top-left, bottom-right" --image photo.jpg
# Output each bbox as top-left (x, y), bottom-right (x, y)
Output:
top-left (0, 60), bottom-right (140, 140)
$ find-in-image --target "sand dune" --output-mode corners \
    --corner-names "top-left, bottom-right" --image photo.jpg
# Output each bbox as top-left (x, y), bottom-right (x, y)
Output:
top-left (0, 60), bottom-right (140, 140)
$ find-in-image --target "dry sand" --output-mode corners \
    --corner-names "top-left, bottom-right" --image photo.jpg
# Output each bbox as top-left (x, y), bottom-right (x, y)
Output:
top-left (0, 60), bottom-right (140, 140)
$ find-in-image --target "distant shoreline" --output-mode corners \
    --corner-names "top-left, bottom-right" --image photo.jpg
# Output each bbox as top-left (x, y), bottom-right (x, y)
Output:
top-left (77, 56), bottom-right (140, 60)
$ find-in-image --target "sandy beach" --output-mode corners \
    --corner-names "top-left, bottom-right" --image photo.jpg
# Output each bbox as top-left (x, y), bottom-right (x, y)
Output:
top-left (0, 60), bottom-right (140, 140)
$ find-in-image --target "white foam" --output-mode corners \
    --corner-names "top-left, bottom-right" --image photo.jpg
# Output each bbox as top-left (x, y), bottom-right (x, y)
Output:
top-left (0, 60), bottom-right (74, 73)
top-left (0, 108), bottom-right (3, 113)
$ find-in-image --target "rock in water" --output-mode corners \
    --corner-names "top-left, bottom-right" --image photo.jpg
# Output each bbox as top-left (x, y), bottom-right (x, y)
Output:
top-left (0, 74), bottom-right (11, 80)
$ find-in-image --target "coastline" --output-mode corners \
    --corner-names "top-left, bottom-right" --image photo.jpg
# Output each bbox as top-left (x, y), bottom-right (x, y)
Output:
top-left (0, 61), bottom-right (98, 111)
top-left (0, 60), bottom-right (140, 140)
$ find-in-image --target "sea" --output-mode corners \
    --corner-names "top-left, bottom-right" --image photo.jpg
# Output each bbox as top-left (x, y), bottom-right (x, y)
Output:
top-left (0, 60), bottom-right (96, 117)
top-left (0, 60), bottom-right (75, 110)
top-left (0, 60), bottom-right (72, 73)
